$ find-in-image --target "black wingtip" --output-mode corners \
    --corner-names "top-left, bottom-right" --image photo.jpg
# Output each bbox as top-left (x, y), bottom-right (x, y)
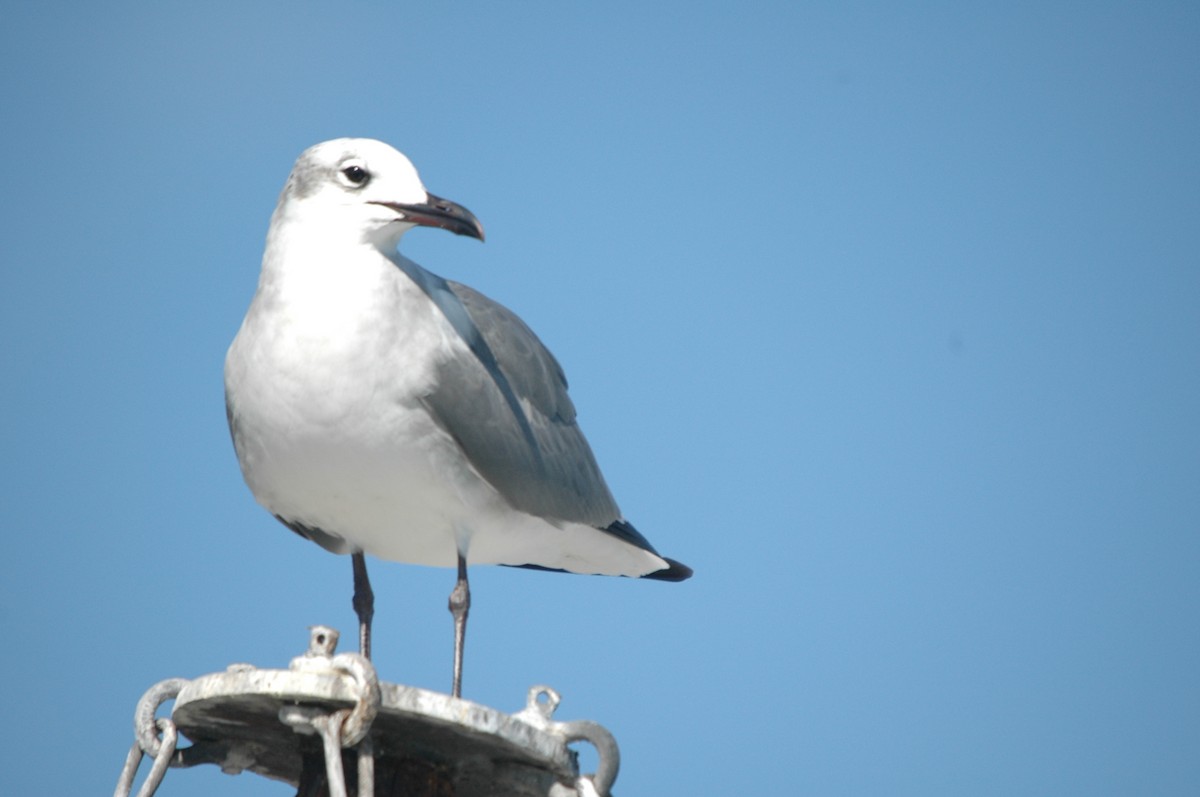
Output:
top-left (643, 557), bottom-right (693, 582)
top-left (601, 520), bottom-right (692, 581)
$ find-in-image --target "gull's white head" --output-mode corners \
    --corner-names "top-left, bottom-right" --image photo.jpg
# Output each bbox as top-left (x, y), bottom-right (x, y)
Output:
top-left (274, 138), bottom-right (484, 248)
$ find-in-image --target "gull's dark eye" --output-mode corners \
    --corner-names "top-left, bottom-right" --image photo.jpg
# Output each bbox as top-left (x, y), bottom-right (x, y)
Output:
top-left (341, 164), bottom-right (370, 187)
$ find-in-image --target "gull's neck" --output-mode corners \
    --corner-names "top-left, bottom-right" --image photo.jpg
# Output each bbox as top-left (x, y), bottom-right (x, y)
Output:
top-left (251, 208), bottom-right (412, 324)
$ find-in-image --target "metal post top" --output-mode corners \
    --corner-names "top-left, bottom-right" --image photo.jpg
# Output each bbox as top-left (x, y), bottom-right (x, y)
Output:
top-left (126, 626), bottom-right (619, 797)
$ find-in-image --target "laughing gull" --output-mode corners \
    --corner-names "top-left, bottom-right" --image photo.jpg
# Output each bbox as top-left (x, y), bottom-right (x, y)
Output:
top-left (225, 138), bottom-right (691, 696)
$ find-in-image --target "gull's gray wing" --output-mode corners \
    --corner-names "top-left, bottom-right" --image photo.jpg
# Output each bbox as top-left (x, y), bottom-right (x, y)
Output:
top-left (410, 265), bottom-right (622, 528)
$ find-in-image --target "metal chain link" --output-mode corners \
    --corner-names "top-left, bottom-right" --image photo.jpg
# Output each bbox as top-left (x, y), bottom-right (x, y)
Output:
top-left (356, 734), bottom-right (375, 797)
top-left (115, 678), bottom-right (189, 797)
top-left (133, 678), bottom-right (187, 758)
top-left (330, 652), bottom-right (380, 746)
top-left (557, 719), bottom-right (620, 797)
top-left (313, 711), bottom-right (349, 797)
top-left (517, 686), bottom-right (621, 797)
top-left (278, 646), bottom-right (380, 797)
top-left (114, 718), bottom-right (178, 797)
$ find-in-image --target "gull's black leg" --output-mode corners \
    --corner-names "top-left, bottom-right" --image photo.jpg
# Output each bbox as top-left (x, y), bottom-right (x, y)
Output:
top-left (351, 552), bottom-right (374, 660)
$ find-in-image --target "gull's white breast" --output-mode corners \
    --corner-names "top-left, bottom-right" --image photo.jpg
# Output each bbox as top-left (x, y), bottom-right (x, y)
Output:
top-left (225, 239), bottom-right (498, 567)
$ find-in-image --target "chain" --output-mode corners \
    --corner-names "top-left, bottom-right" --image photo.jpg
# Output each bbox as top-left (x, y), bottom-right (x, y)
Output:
top-left (114, 717), bottom-right (179, 797)
top-left (518, 686), bottom-right (621, 797)
top-left (278, 648), bottom-right (380, 797)
top-left (114, 677), bottom-right (189, 797)
top-left (133, 678), bottom-right (187, 759)
top-left (557, 719), bottom-right (620, 797)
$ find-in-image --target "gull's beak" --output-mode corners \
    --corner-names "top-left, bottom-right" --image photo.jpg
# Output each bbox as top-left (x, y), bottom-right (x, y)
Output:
top-left (375, 193), bottom-right (485, 241)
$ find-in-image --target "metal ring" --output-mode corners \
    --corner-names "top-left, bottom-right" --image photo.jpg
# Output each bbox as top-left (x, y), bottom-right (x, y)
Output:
top-left (134, 678), bottom-right (188, 758)
top-left (134, 719), bottom-right (178, 797)
top-left (330, 652), bottom-right (380, 747)
top-left (526, 685), bottom-right (562, 723)
top-left (556, 719), bottom-right (620, 797)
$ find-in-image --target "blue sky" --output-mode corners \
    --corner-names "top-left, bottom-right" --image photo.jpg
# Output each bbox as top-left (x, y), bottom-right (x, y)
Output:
top-left (2, 3), bottom-right (1198, 794)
